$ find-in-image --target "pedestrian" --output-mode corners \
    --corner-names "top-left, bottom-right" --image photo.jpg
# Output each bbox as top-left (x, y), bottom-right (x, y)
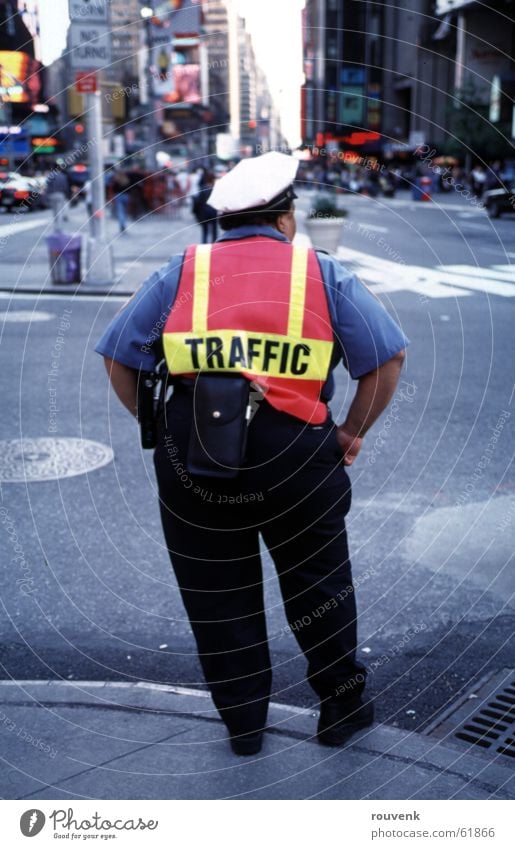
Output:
top-left (83, 178), bottom-right (93, 223)
top-left (111, 168), bottom-right (130, 233)
top-left (470, 163), bottom-right (487, 197)
top-left (192, 172), bottom-right (218, 243)
top-left (45, 164), bottom-right (70, 231)
top-left (96, 152), bottom-right (408, 756)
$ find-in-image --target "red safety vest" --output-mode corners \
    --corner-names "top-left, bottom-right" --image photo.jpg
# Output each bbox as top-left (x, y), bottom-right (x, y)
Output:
top-left (162, 237), bottom-right (334, 424)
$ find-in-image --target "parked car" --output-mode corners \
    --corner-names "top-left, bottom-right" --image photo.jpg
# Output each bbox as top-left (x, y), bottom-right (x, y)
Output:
top-left (0, 172), bottom-right (45, 211)
top-left (483, 169), bottom-right (515, 218)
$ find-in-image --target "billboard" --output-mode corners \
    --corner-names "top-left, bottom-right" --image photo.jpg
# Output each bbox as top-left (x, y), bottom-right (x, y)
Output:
top-left (0, 50), bottom-right (41, 103)
top-left (0, 1), bottom-right (42, 102)
top-left (173, 64), bottom-right (200, 104)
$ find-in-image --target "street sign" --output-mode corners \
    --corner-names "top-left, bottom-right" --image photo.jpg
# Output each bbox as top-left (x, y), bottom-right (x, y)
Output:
top-left (69, 24), bottom-right (111, 70)
top-left (69, 0), bottom-right (110, 23)
top-left (76, 71), bottom-right (98, 93)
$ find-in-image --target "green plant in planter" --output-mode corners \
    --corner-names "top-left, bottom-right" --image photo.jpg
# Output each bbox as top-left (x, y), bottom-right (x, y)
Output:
top-left (307, 194), bottom-right (348, 219)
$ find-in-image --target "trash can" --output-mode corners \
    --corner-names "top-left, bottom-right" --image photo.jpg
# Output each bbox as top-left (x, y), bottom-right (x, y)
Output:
top-left (46, 233), bottom-right (82, 284)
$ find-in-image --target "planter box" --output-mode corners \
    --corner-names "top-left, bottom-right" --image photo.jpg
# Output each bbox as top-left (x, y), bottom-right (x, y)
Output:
top-left (304, 218), bottom-right (344, 254)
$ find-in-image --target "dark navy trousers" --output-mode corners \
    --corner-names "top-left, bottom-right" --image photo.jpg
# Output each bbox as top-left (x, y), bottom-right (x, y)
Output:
top-left (154, 393), bottom-right (366, 736)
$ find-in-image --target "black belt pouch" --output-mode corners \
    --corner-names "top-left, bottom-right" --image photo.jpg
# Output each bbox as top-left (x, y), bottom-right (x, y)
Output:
top-left (186, 374), bottom-right (249, 478)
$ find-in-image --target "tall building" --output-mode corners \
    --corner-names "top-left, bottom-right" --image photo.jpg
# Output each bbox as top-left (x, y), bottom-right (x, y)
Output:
top-left (202, 0), bottom-right (281, 157)
top-left (302, 0), bottom-right (514, 161)
top-left (301, 0), bottom-right (384, 156)
top-left (202, 0), bottom-right (230, 133)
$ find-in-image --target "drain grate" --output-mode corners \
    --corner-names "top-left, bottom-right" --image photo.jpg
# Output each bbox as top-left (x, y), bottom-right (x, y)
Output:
top-left (425, 669), bottom-right (515, 760)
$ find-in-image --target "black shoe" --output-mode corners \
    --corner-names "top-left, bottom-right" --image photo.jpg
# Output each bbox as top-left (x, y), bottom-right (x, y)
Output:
top-left (317, 697), bottom-right (374, 747)
top-left (230, 731), bottom-right (263, 756)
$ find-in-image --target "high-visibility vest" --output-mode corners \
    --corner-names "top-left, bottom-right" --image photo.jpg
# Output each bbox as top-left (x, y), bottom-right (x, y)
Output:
top-left (162, 238), bottom-right (334, 423)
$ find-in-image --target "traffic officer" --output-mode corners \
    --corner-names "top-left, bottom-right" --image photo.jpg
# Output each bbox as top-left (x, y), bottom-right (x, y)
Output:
top-left (96, 152), bottom-right (408, 756)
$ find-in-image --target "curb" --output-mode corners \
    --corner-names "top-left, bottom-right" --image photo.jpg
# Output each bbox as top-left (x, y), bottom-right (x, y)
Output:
top-left (1, 680), bottom-right (514, 798)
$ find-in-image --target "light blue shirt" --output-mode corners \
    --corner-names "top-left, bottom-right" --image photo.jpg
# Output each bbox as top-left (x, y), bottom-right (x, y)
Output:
top-left (95, 225), bottom-right (409, 395)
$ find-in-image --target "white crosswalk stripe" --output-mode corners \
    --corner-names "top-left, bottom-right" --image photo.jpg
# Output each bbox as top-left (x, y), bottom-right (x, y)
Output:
top-left (0, 215), bottom-right (51, 238)
top-left (335, 246), bottom-right (515, 299)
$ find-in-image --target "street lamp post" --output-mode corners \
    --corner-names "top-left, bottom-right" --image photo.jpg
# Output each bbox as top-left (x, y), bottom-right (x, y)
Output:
top-left (141, 3), bottom-right (157, 171)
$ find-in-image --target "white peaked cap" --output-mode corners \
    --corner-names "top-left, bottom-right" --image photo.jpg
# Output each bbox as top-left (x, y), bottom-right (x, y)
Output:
top-left (208, 152), bottom-right (299, 213)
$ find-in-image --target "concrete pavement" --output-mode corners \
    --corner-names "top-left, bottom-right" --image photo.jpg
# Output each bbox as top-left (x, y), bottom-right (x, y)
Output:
top-left (1, 680), bottom-right (513, 800)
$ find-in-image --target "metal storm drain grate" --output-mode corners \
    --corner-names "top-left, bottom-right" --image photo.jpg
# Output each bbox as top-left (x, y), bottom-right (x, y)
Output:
top-left (425, 669), bottom-right (515, 760)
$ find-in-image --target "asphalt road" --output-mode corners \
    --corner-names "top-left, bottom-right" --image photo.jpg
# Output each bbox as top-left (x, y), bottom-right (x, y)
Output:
top-left (0, 190), bottom-right (513, 735)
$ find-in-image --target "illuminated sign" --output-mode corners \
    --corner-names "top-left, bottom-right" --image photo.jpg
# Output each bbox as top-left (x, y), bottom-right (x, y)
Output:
top-left (340, 86), bottom-right (364, 125)
top-left (0, 51), bottom-right (42, 103)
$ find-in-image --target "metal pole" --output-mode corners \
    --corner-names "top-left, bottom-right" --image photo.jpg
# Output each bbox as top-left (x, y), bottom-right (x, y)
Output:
top-left (86, 91), bottom-right (106, 241)
top-left (84, 90), bottom-right (114, 285)
top-left (145, 12), bottom-right (157, 171)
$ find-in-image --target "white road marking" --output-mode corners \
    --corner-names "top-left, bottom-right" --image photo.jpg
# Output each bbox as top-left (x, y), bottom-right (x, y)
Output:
top-left (337, 246), bottom-right (470, 298)
top-left (438, 264), bottom-right (514, 283)
top-left (0, 291), bottom-right (127, 303)
top-left (336, 246), bottom-right (515, 298)
top-left (0, 310), bottom-right (54, 322)
top-left (356, 222), bottom-right (389, 233)
top-left (0, 215), bottom-right (51, 238)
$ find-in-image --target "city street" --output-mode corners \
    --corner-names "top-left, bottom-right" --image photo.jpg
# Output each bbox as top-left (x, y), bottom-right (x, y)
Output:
top-left (1, 188), bottom-right (513, 739)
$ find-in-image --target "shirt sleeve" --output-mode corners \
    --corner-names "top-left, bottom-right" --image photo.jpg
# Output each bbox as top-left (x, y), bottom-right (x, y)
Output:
top-left (318, 253), bottom-right (410, 379)
top-left (94, 254), bottom-right (183, 371)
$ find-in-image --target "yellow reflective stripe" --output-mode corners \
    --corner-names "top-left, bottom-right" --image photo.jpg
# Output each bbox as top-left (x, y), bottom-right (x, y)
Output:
top-left (191, 244), bottom-right (212, 333)
top-left (287, 246), bottom-right (309, 338)
top-left (163, 330), bottom-right (333, 381)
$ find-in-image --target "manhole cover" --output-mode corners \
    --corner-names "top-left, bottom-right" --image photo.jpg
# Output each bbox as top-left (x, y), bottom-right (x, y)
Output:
top-left (0, 311), bottom-right (55, 322)
top-left (425, 669), bottom-right (515, 760)
top-left (0, 438), bottom-right (114, 482)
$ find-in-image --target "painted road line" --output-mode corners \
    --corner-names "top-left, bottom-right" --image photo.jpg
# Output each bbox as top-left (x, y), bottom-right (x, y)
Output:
top-left (337, 247), bottom-right (470, 298)
top-left (437, 264), bottom-right (515, 283)
top-left (356, 223), bottom-right (389, 233)
top-left (0, 215), bottom-right (52, 238)
top-left (336, 246), bottom-right (515, 298)
top-left (0, 291), bottom-right (127, 303)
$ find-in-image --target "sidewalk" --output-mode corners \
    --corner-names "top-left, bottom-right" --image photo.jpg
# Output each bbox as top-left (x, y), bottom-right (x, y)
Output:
top-left (1, 681), bottom-right (513, 800)
top-left (0, 204), bottom-right (200, 297)
top-left (0, 188), bottom-right (487, 298)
